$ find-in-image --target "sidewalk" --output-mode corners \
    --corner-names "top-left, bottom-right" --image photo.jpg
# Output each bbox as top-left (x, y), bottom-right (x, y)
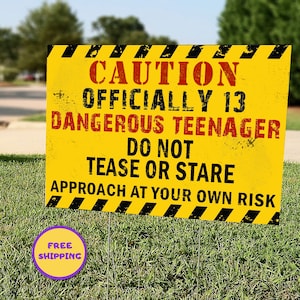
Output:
top-left (284, 130), bottom-right (300, 163)
top-left (0, 121), bottom-right (45, 155)
top-left (0, 121), bottom-right (299, 162)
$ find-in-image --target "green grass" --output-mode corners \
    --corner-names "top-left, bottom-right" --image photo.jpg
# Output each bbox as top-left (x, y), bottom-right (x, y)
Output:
top-left (1, 155), bottom-right (300, 299)
top-left (21, 113), bottom-right (46, 122)
top-left (286, 108), bottom-right (300, 130)
top-left (0, 80), bottom-right (33, 87)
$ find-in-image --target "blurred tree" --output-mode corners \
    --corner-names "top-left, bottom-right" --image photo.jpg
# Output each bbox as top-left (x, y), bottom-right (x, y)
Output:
top-left (218, 0), bottom-right (300, 105)
top-left (90, 15), bottom-right (176, 44)
top-left (91, 16), bottom-right (146, 44)
top-left (18, 0), bottom-right (83, 73)
top-left (0, 28), bottom-right (20, 66)
top-left (148, 35), bottom-right (177, 44)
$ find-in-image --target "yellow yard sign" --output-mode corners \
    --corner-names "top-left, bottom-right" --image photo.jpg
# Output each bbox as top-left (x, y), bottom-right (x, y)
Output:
top-left (46, 45), bottom-right (291, 225)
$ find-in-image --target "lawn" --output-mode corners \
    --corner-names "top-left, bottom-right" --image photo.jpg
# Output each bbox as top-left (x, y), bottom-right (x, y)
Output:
top-left (286, 107), bottom-right (300, 130)
top-left (21, 113), bottom-right (46, 122)
top-left (0, 156), bottom-right (299, 299)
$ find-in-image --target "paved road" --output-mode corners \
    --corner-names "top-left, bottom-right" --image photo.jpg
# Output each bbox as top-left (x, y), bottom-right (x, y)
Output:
top-left (0, 85), bottom-right (299, 162)
top-left (0, 84), bottom-right (46, 122)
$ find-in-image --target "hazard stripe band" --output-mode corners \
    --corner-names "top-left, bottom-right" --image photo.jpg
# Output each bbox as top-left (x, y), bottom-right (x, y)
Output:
top-left (47, 195), bottom-right (61, 207)
top-left (69, 197), bottom-right (84, 209)
top-left (46, 196), bottom-right (279, 225)
top-left (92, 199), bottom-right (108, 211)
top-left (47, 44), bottom-right (289, 60)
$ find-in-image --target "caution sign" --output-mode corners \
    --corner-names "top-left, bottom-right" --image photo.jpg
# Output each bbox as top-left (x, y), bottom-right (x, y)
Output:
top-left (46, 45), bottom-right (291, 225)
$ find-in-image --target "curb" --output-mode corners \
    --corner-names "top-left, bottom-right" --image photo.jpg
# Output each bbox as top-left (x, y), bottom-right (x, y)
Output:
top-left (7, 121), bottom-right (46, 129)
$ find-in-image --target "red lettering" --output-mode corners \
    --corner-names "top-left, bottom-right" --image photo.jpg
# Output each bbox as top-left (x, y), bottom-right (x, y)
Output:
top-left (193, 62), bottom-right (213, 85)
top-left (52, 111), bottom-right (61, 129)
top-left (268, 120), bottom-right (280, 138)
top-left (255, 119), bottom-right (265, 138)
top-left (115, 115), bottom-right (126, 132)
top-left (89, 61), bottom-right (106, 84)
top-left (223, 117), bottom-right (237, 137)
top-left (89, 60), bottom-right (239, 86)
top-left (178, 62), bottom-right (188, 85)
top-left (128, 114), bottom-right (139, 132)
top-left (77, 113), bottom-right (88, 131)
top-left (140, 115), bottom-right (152, 133)
top-left (195, 117), bottom-right (205, 135)
top-left (218, 62), bottom-right (239, 86)
top-left (208, 117), bottom-right (222, 136)
top-left (153, 115), bottom-right (164, 134)
top-left (133, 61), bottom-right (151, 84)
top-left (240, 118), bottom-right (252, 137)
top-left (173, 116), bottom-right (182, 134)
top-left (104, 114), bottom-right (113, 131)
top-left (91, 114), bottom-right (100, 131)
top-left (184, 117), bottom-right (194, 135)
top-left (109, 61), bottom-right (128, 84)
top-left (63, 112), bottom-right (75, 130)
top-left (156, 61), bottom-right (174, 84)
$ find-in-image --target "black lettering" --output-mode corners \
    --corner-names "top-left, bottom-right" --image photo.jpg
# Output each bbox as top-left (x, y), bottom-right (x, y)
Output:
top-left (110, 89), bottom-right (119, 109)
top-left (83, 88), bottom-right (94, 108)
top-left (151, 186), bottom-right (159, 199)
top-left (159, 161), bottom-right (169, 179)
top-left (97, 89), bottom-right (106, 108)
top-left (78, 182), bottom-right (86, 194)
top-left (171, 140), bottom-right (182, 158)
top-left (160, 188), bottom-right (169, 200)
top-left (146, 160), bottom-right (156, 178)
top-left (188, 162), bottom-right (198, 180)
top-left (107, 184), bottom-right (115, 196)
top-left (266, 194), bottom-right (275, 207)
top-left (254, 193), bottom-right (264, 207)
top-left (197, 190), bottom-right (206, 202)
top-left (224, 164), bottom-right (235, 183)
top-left (211, 164), bottom-right (222, 182)
top-left (96, 157), bottom-right (106, 175)
top-left (130, 159), bottom-right (139, 178)
top-left (106, 158), bottom-right (117, 176)
top-left (87, 183), bottom-right (95, 194)
top-left (131, 185), bottom-right (140, 197)
top-left (196, 163), bottom-right (209, 181)
top-left (151, 89), bottom-right (165, 110)
top-left (182, 189), bottom-right (191, 201)
top-left (130, 89), bottom-right (141, 109)
top-left (176, 162), bottom-right (186, 180)
top-left (50, 180), bottom-right (59, 192)
top-left (127, 138), bottom-right (138, 156)
top-left (140, 138), bottom-right (151, 156)
top-left (198, 89), bottom-right (213, 112)
top-left (118, 159), bottom-right (128, 176)
top-left (87, 156), bottom-right (95, 175)
top-left (238, 192), bottom-right (247, 205)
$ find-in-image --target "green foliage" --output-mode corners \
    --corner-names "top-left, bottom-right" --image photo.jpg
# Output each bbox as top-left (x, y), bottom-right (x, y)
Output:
top-left (0, 157), bottom-right (299, 298)
top-left (3, 67), bottom-right (19, 82)
top-left (286, 108), bottom-right (300, 130)
top-left (0, 28), bottom-right (20, 66)
top-left (17, 0), bottom-right (83, 72)
top-left (2, 3), bottom-right (176, 76)
top-left (218, 0), bottom-right (300, 105)
top-left (91, 16), bottom-right (146, 44)
top-left (90, 15), bottom-right (177, 45)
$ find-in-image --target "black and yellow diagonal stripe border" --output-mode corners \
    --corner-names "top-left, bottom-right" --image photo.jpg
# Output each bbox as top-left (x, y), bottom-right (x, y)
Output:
top-left (47, 44), bottom-right (289, 60)
top-left (46, 195), bottom-right (280, 225)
